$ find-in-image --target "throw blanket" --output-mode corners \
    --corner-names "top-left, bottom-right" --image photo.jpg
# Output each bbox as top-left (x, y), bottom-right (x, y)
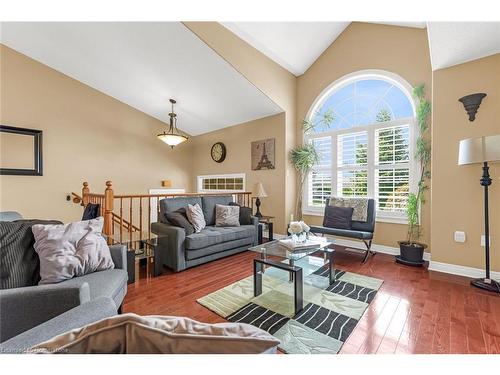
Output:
top-left (329, 197), bottom-right (369, 222)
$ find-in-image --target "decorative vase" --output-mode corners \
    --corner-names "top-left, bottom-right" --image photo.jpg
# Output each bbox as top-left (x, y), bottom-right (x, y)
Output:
top-left (292, 232), bottom-right (307, 244)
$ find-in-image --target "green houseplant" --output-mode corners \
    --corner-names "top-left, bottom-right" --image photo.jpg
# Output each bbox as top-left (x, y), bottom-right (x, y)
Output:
top-left (397, 84), bottom-right (431, 266)
top-left (290, 110), bottom-right (334, 220)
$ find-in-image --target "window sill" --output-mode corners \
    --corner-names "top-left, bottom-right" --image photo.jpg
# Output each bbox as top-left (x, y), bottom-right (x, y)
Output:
top-left (302, 209), bottom-right (408, 225)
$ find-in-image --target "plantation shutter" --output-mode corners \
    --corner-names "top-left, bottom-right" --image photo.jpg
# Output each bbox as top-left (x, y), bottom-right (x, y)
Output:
top-left (375, 125), bottom-right (411, 213)
top-left (308, 136), bottom-right (332, 206)
top-left (337, 131), bottom-right (368, 197)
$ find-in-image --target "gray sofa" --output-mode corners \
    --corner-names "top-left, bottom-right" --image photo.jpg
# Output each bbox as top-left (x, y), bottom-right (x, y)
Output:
top-left (0, 212), bottom-right (128, 343)
top-left (152, 196), bottom-right (259, 272)
top-left (0, 297), bottom-right (117, 353)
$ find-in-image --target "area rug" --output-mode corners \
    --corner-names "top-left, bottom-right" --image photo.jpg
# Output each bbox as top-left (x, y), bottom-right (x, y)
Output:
top-left (197, 256), bottom-right (383, 354)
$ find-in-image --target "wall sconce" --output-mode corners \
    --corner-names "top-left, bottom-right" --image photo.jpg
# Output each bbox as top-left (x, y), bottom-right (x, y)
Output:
top-left (458, 93), bottom-right (487, 122)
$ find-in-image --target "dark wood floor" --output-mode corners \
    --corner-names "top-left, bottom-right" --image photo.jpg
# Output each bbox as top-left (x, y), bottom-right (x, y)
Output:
top-left (123, 246), bottom-right (500, 354)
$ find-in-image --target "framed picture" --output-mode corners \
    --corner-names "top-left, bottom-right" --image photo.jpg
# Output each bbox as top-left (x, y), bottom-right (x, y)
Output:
top-left (0, 125), bottom-right (43, 176)
top-left (251, 138), bottom-right (275, 170)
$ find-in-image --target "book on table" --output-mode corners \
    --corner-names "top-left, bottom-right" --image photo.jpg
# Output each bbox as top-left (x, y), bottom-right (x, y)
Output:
top-left (278, 237), bottom-right (327, 251)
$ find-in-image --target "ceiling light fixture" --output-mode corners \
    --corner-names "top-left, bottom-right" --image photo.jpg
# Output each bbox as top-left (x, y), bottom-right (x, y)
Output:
top-left (157, 99), bottom-right (188, 148)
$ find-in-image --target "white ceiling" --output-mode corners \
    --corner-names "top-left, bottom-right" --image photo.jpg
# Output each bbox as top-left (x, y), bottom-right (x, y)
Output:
top-left (222, 22), bottom-right (500, 74)
top-left (427, 22), bottom-right (500, 70)
top-left (222, 22), bottom-right (350, 76)
top-left (0, 22), bottom-right (282, 136)
top-left (221, 22), bottom-right (426, 76)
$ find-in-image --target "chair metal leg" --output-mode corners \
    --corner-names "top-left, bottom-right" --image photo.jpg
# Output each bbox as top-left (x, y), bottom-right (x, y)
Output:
top-left (362, 239), bottom-right (374, 263)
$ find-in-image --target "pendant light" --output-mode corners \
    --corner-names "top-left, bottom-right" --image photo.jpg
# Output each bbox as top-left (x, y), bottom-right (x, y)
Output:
top-left (157, 99), bottom-right (188, 148)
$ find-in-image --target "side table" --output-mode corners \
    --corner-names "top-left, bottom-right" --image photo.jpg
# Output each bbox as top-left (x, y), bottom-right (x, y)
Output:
top-left (257, 216), bottom-right (274, 244)
top-left (109, 232), bottom-right (166, 283)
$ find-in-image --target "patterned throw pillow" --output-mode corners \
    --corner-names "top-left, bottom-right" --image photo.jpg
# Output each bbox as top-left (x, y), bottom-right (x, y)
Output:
top-left (186, 203), bottom-right (206, 233)
top-left (32, 217), bottom-right (115, 285)
top-left (215, 204), bottom-right (240, 227)
top-left (228, 202), bottom-right (253, 225)
top-left (329, 197), bottom-right (368, 222)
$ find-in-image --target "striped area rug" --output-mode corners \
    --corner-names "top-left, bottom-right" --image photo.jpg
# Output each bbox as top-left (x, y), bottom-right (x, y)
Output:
top-left (197, 257), bottom-right (383, 354)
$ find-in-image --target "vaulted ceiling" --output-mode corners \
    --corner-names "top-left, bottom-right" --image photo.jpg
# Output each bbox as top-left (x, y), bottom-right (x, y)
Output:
top-left (1, 22), bottom-right (499, 136)
top-left (222, 22), bottom-right (500, 75)
top-left (0, 22), bottom-right (283, 136)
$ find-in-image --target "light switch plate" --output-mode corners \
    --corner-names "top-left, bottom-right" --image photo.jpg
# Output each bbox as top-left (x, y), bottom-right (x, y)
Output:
top-left (454, 231), bottom-right (466, 243)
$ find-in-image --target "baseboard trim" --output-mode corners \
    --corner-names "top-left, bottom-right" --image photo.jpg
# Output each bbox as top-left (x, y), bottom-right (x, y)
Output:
top-left (428, 261), bottom-right (500, 281)
top-left (329, 237), bottom-right (431, 262)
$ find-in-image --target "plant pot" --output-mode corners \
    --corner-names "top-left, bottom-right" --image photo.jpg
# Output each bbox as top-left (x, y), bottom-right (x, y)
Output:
top-left (396, 241), bottom-right (427, 266)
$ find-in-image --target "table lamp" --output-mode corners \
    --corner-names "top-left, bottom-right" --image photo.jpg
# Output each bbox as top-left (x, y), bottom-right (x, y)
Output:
top-left (252, 182), bottom-right (268, 218)
top-left (458, 134), bottom-right (500, 293)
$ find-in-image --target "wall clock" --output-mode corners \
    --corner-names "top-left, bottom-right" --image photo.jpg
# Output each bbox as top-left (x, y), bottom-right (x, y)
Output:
top-left (211, 142), bottom-right (226, 163)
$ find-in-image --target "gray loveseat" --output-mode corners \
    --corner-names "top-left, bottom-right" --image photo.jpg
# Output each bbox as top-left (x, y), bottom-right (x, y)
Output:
top-left (0, 212), bottom-right (128, 343)
top-left (151, 196), bottom-right (259, 272)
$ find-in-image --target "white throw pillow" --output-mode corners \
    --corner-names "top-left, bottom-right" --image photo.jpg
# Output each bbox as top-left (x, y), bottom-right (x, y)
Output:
top-left (29, 313), bottom-right (280, 354)
top-left (186, 203), bottom-right (206, 233)
top-left (32, 217), bottom-right (115, 285)
top-left (215, 204), bottom-right (240, 227)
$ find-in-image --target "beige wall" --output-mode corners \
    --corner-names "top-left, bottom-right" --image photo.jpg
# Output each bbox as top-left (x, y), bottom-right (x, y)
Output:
top-left (431, 54), bottom-right (500, 271)
top-left (296, 23), bottom-right (433, 248)
top-left (190, 113), bottom-right (287, 232)
top-left (183, 22), bottom-right (297, 233)
top-left (0, 45), bottom-right (193, 223)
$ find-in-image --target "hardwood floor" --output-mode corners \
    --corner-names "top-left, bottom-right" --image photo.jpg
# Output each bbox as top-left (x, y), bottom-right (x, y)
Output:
top-left (123, 246), bottom-right (500, 354)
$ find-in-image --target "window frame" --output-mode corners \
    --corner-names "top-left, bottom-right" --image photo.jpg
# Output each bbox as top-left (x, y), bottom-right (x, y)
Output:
top-left (197, 173), bottom-right (246, 193)
top-left (302, 71), bottom-right (419, 225)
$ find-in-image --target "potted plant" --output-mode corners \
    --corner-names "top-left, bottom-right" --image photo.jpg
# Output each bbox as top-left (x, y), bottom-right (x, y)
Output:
top-left (290, 110), bottom-right (334, 220)
top-left (397, 84), bottom-right (431, 266)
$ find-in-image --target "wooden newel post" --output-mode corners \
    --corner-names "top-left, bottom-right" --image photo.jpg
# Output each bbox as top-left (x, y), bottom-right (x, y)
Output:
top-left (82, 182), bottom-right (90, 207)
top-left (104, 181), bottom-right (114, 236)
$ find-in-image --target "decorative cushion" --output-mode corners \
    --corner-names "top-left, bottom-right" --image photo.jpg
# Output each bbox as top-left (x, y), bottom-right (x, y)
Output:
top-left (159, 197), bottom-right (202, 224)
top-left (29, 313), bottom-right (280, 354)
top-left (215, 204), bottom-right (240, 227)
top-left (329, 197), bottom-right (368, 222)
top-left (201, 195), bottom-right (233, 226)
top-left (0, 220), bottom-right (62, 289)
top-left (186, 203), bottom-right (206, 233)
top-left (165, 207), bottom-right (195, 235)
top-left (228, 202), bottom-right (253, 225)
top-left (31, 217), bottom-right (115, 285)
top-left (323, 206), bottom-right (354, 230)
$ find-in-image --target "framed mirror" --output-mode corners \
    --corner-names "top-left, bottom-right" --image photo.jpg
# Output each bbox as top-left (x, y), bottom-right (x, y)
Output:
top-left (0, 125), bottom-right (43, 176)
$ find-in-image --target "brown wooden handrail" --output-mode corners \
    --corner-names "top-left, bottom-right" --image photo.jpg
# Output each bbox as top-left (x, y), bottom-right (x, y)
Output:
top-left (73, 181), bottom-right (253, 243)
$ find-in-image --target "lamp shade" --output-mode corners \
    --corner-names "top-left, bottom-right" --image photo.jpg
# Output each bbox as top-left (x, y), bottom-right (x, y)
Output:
top-left (458, 134), bottom-right (500, 165)
top-left (252, 182), bottom-right (268, 198)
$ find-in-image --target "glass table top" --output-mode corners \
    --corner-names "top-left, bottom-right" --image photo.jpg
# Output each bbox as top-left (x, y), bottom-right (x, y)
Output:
top-left (108, 231), bottom-right (167, 259)
top-left (248, 235), bottom-right (334, 261)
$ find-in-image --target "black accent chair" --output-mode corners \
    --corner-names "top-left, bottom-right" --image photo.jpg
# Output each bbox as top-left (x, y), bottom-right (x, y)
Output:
top-left (309, 198), bottom-right (376, 263)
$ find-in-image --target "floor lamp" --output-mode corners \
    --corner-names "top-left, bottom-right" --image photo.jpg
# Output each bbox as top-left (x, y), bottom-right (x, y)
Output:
top-left (458, 134), bottom-right (500, 293)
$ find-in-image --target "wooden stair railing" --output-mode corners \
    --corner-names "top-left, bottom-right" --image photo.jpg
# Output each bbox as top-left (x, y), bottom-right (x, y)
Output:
top-left (72, 181), bottom-right (253, 244)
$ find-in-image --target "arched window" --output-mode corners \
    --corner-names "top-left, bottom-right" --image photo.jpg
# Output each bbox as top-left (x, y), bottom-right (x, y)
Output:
top-left (304, 70), bottom-right (418, 223)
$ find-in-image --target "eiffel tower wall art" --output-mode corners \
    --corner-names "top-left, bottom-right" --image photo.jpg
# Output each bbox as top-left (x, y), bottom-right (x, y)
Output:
top-left (251, 138), bottom-right (276, 170)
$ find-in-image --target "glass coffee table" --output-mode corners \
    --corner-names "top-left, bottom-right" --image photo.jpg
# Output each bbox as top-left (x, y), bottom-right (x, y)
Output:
top-left (248, 236), bottom-right (335, 315)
